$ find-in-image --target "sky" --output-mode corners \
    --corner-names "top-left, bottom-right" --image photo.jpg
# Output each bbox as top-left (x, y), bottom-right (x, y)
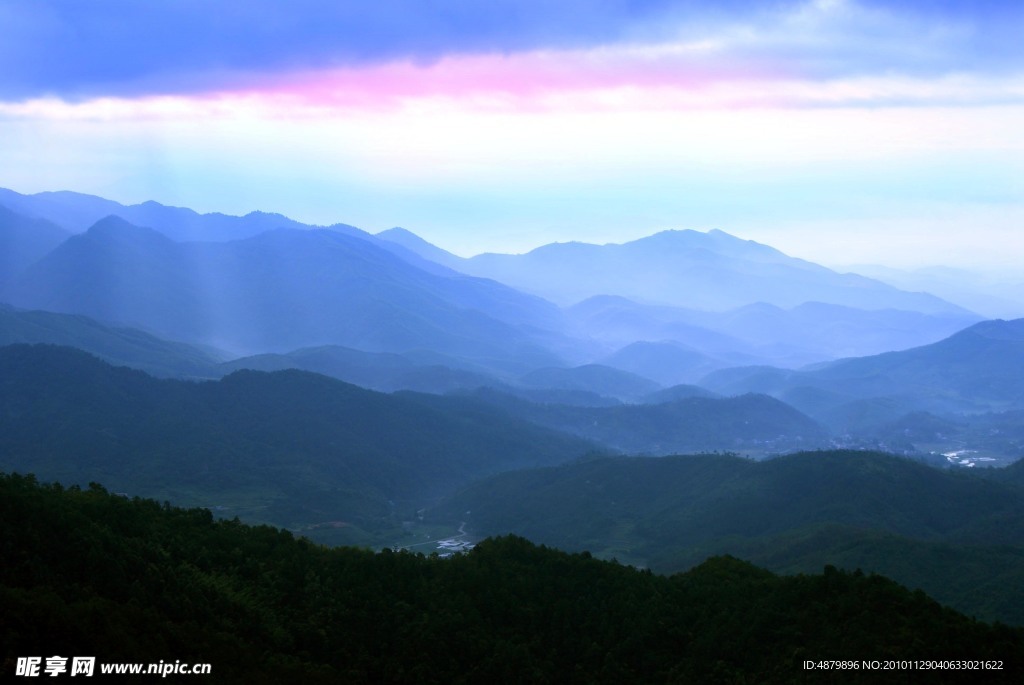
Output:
top-left (1, 0), bottom-right (1023, 269)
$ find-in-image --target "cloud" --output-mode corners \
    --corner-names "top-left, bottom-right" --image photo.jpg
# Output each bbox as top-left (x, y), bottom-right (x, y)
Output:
top-left (710, 0), bottom-right (1024, 80)
top-left (0, 0), bottom-right (709, 100)
top-left (2, 1), bottom-right (1021, 103)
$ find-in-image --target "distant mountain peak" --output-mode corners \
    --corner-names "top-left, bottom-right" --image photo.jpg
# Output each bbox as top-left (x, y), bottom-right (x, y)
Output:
top-left (66, 216), bottom-right (177, 257)
top-left (244, 210), bottom-right (286, 220)
top-left (375, 226), bottom-right (462, 268)
top-left (377, 226), bottom-right (436, 248)
top-left (85, 214), bottom-right (167, 241)
top-left (632, 228), bottom-right (787, 260)
top-left (378, 226), bottom-right (416, 238)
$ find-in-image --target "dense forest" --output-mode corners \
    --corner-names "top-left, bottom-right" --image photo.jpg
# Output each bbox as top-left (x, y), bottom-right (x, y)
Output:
top-left (2, 472), bottom-right (1022, 683)
top-left (430, 450), bottom-right (1024, 624)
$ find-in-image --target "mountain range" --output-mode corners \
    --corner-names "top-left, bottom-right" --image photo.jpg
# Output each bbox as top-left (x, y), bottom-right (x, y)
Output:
top-left (5, 342), bottom-right (1024, 625)
top-left (3, 215), bottom-right (569, 367)
top-left (4, 187), bottom-right (1024, 456)
top-left (1, 187), bottom-right (993, 388)
top-left (4, 184), bottom-right (1024, 639)
top-left (379, 225), bottom-right (972, 314)
top-left (0, 186), bottom-right (341, 242)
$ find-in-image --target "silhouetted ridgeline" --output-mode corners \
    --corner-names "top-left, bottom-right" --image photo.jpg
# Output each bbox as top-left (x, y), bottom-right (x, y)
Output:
top-left (2, 473), bottom-right (1021, 684)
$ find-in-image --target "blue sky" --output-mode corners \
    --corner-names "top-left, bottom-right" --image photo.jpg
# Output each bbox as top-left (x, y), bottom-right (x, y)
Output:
top-left (1, 0), bottom-right (1022, 268)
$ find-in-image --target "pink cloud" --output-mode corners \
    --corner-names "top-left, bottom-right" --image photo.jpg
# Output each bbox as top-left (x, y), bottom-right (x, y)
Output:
top-left (221, 45), bottom-right (783, 112)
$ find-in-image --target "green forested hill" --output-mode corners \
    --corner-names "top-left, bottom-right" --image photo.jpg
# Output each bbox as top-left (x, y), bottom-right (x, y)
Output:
top-left (2, 473), bottom-right (1021, 684)
top-left (0, 344), bottom-right (594, 541)
top-left (430, 450), bottom-right (1024, 623)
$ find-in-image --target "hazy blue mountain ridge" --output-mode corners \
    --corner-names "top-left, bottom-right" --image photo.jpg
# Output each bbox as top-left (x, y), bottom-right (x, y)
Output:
top-left (455, 229), bottom-right (972, 315)
top-left (376, 226), bottom-right (467, 270)
top-left (375, 225), bottom-right (981, 376)
top-left (0, 186), bottom-right (363, 243)
top-left (703, 318), bottom-right (1024, 415)
top-left (565, 295), bottom-right (980, 383)
top-left (0, 188), bottom-right (125, 233)
top-left (598, 340), bottom-right (738, 386)
top-left (695, 318), bottom-right (1024, 457)
top-left (0, 206), bottom-right (71, 289)
top-left (2, 187), bottom-right (991, 387)
top-left (0, 303), bottom-right (221, 378)
top-left (0, 187), bottom-right (1003, 409)
top-left (376, 223), bottom-right (978, 321)
top-left (0, 304), bottom-right (519, 395)
top-left (1, 216), bottom-right (569, 368)
top-left (219, 344), bottom-right (506, 395)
